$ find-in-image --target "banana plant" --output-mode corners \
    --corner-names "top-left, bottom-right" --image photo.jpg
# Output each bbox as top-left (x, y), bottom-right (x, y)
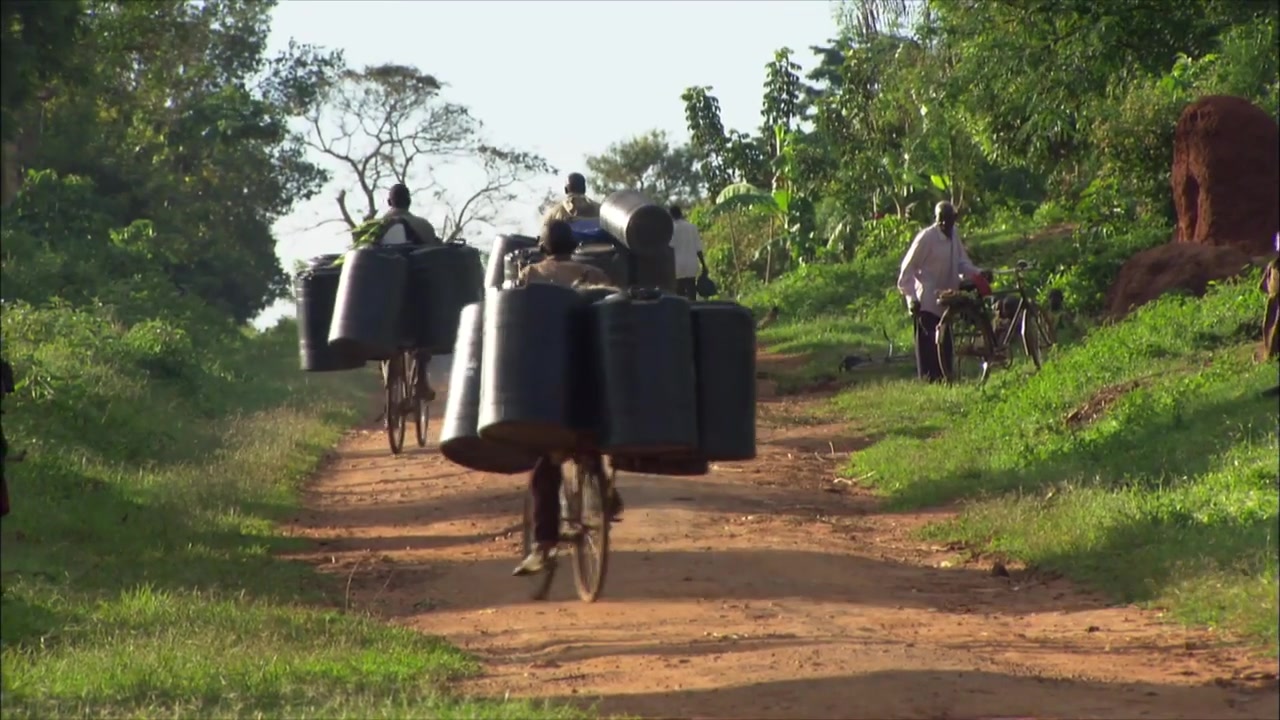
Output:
top-left (706, 181), bottom-right (790, 281)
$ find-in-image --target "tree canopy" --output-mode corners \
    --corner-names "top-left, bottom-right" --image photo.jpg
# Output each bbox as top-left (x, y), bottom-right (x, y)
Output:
top-left (300, 62), bottom-right (552, 241)
top-left (615, 0), bottom-right (1279, 289)
top-left (0, 0), bottom-right (554, 329)
top-left (583, 130), bottom-right (702, 207)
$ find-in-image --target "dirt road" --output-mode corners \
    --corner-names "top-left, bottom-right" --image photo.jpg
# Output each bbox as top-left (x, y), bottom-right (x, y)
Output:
top-left (286, 357), bottom-right (1278, 720)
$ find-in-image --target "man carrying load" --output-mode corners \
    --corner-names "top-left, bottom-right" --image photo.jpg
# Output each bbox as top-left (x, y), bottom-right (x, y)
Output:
top-left (376, 183), bottom-right (442, 401)
top-left (513, 220), bottom-right (623, 577)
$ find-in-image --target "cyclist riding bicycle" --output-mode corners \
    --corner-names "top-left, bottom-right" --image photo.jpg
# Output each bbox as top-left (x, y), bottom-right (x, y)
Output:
top-left (512, 219), bottom-right (624, 577)
top-left (375, 183), bottom-right (442, 402)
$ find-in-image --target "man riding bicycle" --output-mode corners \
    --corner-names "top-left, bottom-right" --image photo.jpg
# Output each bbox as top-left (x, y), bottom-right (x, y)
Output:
top-left (375, 183), bottom-right (442, 402)
top-left (512, 219), bottom-right (624, 577)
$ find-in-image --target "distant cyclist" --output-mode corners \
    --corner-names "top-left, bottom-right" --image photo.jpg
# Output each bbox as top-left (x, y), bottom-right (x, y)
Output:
top-left (378, 183), bottom-right (441, 249)
top-left (376, 184), bottom-right (442, 401)
top-left (541, 172), bottom-right (600, 228)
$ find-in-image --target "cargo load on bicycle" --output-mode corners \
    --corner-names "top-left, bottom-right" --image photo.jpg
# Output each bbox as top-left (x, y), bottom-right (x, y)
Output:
top-left (292, 218), bottom-right (486, 455)
top-left (439, 189), bottom-right (759, 603)
top-left (444, 190), bottom-right (758, 479)
top-left (293, 236), bottom-right (485, 371)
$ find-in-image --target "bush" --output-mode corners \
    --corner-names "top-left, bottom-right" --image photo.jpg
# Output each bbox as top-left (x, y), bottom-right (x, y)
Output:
top-left (1041, 224), bottom-right (1171, 314)
top-left (122, 319), bottom-right (197, 379)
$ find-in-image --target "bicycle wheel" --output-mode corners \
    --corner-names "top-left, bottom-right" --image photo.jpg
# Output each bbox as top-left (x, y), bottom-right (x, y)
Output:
top-left (521, 489), bottom-right (557, 601)
top-left (938, 305), bottom-right (996, 385)
top-left (411, 353), bottom-right (429, 448)
top-left (385, 353), bottom-right (407, 455)
top-left (1020, 307), bottom-right (1044, 370)
top-left (566, 458), bottom-right (609, 603)
top-left (1036, 305), bottom-right (1058, 350)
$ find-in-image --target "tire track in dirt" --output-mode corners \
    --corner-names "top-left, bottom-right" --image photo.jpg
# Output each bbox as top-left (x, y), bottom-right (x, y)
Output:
top-left (284, 357), bottom-right (1278, 720)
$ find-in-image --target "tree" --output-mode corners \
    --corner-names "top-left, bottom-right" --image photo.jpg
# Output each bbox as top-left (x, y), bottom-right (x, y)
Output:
top-left (302, 62), bottom-right (552, 240)
top-left (1, 0), bottom-right (84, 206)
top-left (15, 0), bottom-right (338, 323)
top-left (681, 86), bottom-right (773, 197)
top-left (583, 130), bottom-right (703, 206)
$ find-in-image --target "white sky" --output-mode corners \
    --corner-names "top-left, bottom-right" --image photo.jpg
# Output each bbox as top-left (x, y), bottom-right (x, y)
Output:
top-left (258, 0), bottom-right (840, 326)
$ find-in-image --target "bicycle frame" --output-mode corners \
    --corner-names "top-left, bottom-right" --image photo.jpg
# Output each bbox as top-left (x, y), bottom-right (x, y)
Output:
top-left (990, 268), bottom-right (1037, 353)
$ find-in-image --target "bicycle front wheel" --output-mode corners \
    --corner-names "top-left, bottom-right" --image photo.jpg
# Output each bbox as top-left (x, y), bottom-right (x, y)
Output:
top-left (385, 353), bottom-right (407, 455)
top-left (411, 354), bottom-right (429, 448)
top-left (938, 306), bottom-right (996, 385)
top-left (1020, 307), bottom-right (1044, 371)
top-left (1036, 305), bottom-right (1058, 350)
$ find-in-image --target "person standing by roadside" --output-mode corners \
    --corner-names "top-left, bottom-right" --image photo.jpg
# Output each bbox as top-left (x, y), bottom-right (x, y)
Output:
top-left (669, 205), bottom-right (707, 302)
top-left (896, 201), bottom-right (986, 382)
top-left (1260, 231), bottom-right (1279, 379)
top-left (1, 343), bottom-right (14, 518)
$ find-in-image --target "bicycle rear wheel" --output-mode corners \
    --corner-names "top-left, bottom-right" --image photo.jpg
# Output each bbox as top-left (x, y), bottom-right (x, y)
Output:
top-left (566, 458), bottom-right (609, 602)
top-left (938, 306), bottom-right (996, 385)
top-left (385, 353), bottom-right (407, 455)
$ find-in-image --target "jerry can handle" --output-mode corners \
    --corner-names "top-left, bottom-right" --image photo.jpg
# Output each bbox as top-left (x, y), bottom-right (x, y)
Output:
top-left (626, 286), bottom-right (664, 302)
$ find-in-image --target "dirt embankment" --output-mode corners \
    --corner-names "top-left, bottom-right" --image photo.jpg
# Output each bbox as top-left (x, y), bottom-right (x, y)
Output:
top-left (1172, 95), bottom-right (1279, 258)
top-left (1106, 241), bottom-right (1254, 317)
top-left (284, 355), bottom-right (1278, 720)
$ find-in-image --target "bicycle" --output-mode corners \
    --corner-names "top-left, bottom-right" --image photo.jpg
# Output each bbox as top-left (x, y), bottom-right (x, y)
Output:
top-left (936, 260), bottom-right (1058, 384)
top-left (380, 349), bottom-right (431, 454)
top-left (519, 453), bottom-right (613, 603)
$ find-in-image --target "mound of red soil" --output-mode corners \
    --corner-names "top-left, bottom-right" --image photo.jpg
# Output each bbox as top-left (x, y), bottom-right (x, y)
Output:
top-left (1171, 95), bottom-right (1280, 257)
top-left (1106, 241), bottom-right (1252, 317)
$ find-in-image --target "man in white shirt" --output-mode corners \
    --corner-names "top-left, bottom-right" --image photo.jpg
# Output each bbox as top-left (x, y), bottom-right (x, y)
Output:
top-left (669, 205), bottom-right (707, 302)
top-left (897, 201), bottom-right (985, 382)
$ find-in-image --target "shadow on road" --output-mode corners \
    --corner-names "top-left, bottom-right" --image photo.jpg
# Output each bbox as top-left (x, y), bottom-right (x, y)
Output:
top-left (546, 668), bottom-right (1276, 720)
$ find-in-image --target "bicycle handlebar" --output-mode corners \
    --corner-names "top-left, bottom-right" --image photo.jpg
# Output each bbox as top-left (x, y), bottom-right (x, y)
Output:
top-left (990, 260), bottom-right (1038, 276)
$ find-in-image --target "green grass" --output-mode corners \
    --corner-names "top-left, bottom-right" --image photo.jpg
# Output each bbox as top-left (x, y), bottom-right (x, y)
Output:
top-left (830, 277), bottom-right (1278, 649)
top-left (0, 305), bottom-right (582, 719)
top-left (755, 315), bottom-right (916, 393)
top-left (746, 213), bottom-right (1277, 651)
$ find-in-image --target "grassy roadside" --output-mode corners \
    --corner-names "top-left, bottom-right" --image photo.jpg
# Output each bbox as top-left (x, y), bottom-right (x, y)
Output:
top-left (744, 216), bottom-right (1277, 652)
top-left (0, 307), bottom-right (581, 718)
top-left (850, 279), bottom-right (1277, 648)
top-left (759, 276), bottom-right (1278, 651)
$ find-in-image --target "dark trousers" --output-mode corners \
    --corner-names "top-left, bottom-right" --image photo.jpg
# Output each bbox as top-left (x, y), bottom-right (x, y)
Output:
top-left (413, 350), bottom-right (432, 388)
top-left (530, 455), bottom-right (563, 544)
top-left (675, 277), bottom-right (697, 302)
top-left (1, 419), bottom-right (9, 518)
top-left (914, 311), bottom-right (952, 382)
top-left (530, 453), bottom-right (610, 544)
